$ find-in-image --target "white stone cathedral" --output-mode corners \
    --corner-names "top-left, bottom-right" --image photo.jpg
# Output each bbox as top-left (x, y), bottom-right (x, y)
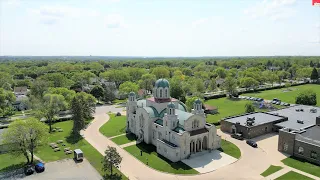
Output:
top-left (126, 79), bottom-right (221, 162)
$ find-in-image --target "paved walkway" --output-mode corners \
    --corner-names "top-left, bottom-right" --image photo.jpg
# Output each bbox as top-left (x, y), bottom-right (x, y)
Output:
top-left (109, 133), bottom-right (127, 139)
top-left (264, 166), bottom-right (320, 180)
top-left (119, 141), bottom-right (137, 148)
top-left (82, 105), bottom-right (319, 180)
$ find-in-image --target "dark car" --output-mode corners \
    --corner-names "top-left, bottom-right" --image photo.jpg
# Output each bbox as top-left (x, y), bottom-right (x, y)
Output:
top-left (24, 165), bottom-right (35, 176)
top-left (246, 140), bottom-right (257, 148)
top-left (231, 133), bottom-right (244, 140)
top-left (35, 162), bottom-right (45, 173)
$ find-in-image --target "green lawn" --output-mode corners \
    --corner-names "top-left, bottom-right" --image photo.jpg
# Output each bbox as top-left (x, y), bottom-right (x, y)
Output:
top-left (261, 165), bottom-right (283, 177)
top-left (205, 98), bottom-right (250, 124)
top-left (244, 84), bottom-right (320, 106)
top-left (0, 154), bottom-right (26, 172)
top-left (282, 157), bottom-right (320, 177)
top-left (124, 142), bottom-right (198, 174)
top-left (111, 133), bottom-right (137, 145)
top-left (35, 121), bottom-right (126, 179)
top-left (275, 171), bottom-right (313, 180)
top-left (113, 99), bottom-right (127, 105)
top-left (99, 114), bottom-right (127, 137)
top-left (218, 139), bottom-right (241, 159)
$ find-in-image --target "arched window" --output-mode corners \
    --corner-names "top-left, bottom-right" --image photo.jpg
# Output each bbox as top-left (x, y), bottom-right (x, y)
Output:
top-left (166, 121), bottom-right (167, 126)
top-left (298, 147), bottom-right (304, 154)
top-left (160, 89), bottom-right (162, 98)
top-left (165, 89), bottom-right (168, 98)
top-left (172, 121), bottom-right (175, 127)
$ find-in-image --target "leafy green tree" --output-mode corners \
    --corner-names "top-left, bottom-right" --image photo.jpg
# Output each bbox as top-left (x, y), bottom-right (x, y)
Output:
top-left (0, 72), bottom-right (13, 87)
top-left (126, 68), bottom-right (146, 82)
top-left (47, 87), bottom-right (76, 106)
top-left (2, 118), bottom-right (48, 164)
top-left (102, 85), bottom-right (116, 102)
top-left (102, 146), bottom-right (122, 178)
top-left (170, 79), bottom-right (185, 101)
top-left (214, 67), bottom-right (227, 78)
top-left (71, 71), bottom-right (96, 87)
top-left (100, 70), bottom-right (130, 88)
top-left (90, 85), bottom-right (104, 103)
top-left (0, 88), bottom-right (16, 117)
top-left (36, 94), bottom-right (67, 132)
top-left (39, 73), bottom-right (73, 88)
top-left (119, 81), bottom-right (139, 95)
top-left (245, 103), bottom-right (255, 113)
top-left (223, 77), bottom-right (238, 96)
top-left (31, 80), bottom-right (49, 98)
top-left (296, 90), bottom-right (317, 105)
top-left (240, 77), bottom-right (259, 90)
top-left (138, 73), bottom-right (156, 92)
top-left (310, 67), bottom-right (319, 82)
top-left (151, 67), bottom-right (170, 79)
top-left (208, 79), bottom-right (217, 92)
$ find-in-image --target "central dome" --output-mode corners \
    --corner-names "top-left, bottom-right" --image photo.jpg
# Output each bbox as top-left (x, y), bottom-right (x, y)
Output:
top-left (155, 79), bottom-right (170, 88)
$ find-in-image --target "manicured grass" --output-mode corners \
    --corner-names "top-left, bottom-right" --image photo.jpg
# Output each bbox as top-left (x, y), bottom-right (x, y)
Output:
top-left (219, 139), bottom-right (241, 159)
top-left (275, 171), bottom-right (313, 180)
top-left (111, 133), bottom-right (137, 145)
top-left (0, 154), bottom-right (26, 172)
top-left (244, 84), bottom-right (320, 106)
top-left (124, 142), bottom-right (198, 174)
top-left (282, 157), bottom-right (320, 177)
top-left (261, 165), bottom-right (283, 177)
top-left (35, 121), bottom-right (126, 179)
top-left (99, 114), bottom-right (127, 137)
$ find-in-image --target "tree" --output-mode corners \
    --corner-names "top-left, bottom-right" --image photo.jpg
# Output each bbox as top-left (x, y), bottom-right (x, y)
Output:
top-left (151, 67), bottom-right (170, 79)
top-left (36, 94), bottom-right (67, 132)
top-left (2, 118), bottom-right (48, 164)
top-left (47, 87), bottom-right (76, 106)
top-left (100, 70), bottom-right (130, 88)
top-left (119, 81), bottom-right (139, 95)
top-left (0, 88), bottom-right (16, 117)
top-left (245, 103), bottom-right (255, 113)
top-left (71, 92), bottom-right (96, 135)
top-left (268, 74), bottom-right (278, 86)
top-left (240, 77), bottom-right (259, 90)
top-left (223, 77), bottom-right (238, 97)
top-left (102, 146), bottom-right (122, 178)
top-left (39, 73), bottom-right (73, 88)
top-left (208, 79), bottom-right (217, 92)
top-left (170, 79), bottom-right (185, 101)
top-left (285, 82), bottom-right (291, 90)
top-left (214, 67), bottom-right (227, 79)
top-left (102, 84), bottom-right (116, 102)
top-left (90, 85), bottom-right (104, 103)
top-left (138, 74), bottom-right (156, 92)
top-left (310, 67), bottom-right (319, 82)
top-left (31, 80), bottom-right (49, 98)
top-left (296, 90), bottom-right (317, 105)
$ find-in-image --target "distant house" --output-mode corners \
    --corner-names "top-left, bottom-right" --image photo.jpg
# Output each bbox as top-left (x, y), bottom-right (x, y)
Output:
top-left (13, 86), bottom-right (28, 96)
top-left (12, 95), bottom-right (29, 111)
top-left (204, 104), bottom-right (218, 114)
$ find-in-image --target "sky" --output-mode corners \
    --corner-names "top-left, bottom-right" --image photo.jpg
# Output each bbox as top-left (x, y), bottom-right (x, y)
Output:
top-left (0, 0), bottom-right (320, 56)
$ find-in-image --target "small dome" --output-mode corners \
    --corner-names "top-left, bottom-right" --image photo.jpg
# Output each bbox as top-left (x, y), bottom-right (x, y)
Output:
top-left (129, 92), bottom-right (135, 96)
top-left (155, 79), bottom-right (170, 88)
top-left (167, 102), bottom-right (175, 108)
top-left (194, 99), bottom-right (202, 104)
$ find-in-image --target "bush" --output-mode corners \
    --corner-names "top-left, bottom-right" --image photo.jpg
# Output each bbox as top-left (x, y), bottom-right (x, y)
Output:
top-left (295, 90), bottom-right (317, 105)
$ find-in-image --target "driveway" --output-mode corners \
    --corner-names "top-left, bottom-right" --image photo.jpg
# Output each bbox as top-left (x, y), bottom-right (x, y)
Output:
top-left (82, 105), bottom-right (275, 180)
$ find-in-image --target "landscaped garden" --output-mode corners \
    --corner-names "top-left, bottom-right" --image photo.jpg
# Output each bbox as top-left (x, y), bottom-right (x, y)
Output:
top-left (99, 114), bottom-right (127, 137)
top-left (219, 139), bottom-right (241, 159)
top-left (275, 171), bottom-right (313, 180)
top-left (124, 142), bottom-right (198, 174)
top-left (244, 84), bottom-right (320, 106)
top-left (282, 157), bottom-right (320, 177)
top-left (260, 165), bottom-right (283, 177)
top-left (111, 133), bottom-right (137, 145)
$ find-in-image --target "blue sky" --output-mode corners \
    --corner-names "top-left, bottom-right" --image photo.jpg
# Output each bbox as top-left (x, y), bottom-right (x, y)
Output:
top-left (0, 0), bottom-right (319, 56)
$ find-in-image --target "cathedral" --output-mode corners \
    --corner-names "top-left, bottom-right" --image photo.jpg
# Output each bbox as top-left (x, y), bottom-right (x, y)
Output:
top-left (126, 79), bottom-right (221, 162)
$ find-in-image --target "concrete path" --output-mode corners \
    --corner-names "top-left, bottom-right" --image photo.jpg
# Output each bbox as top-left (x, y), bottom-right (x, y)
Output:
top-left (82, 105), bottom-right (319, 180)
top-left (264, 166), bottom-right (320, 180)
top-left (119, 141), bottom-right (137, 148)
top-left (109, 133), bottom-right (127, 139)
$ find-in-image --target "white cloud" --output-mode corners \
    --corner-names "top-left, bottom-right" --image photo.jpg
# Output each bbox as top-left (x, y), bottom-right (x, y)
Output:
top-left (105, 14), bottom-right (126, 28)
top-left (4, 0), bottom-right (21, 6)
top-left (244, 0), bottom-right (296, 21)
top-left (31, 6), bottom-right (99, 24)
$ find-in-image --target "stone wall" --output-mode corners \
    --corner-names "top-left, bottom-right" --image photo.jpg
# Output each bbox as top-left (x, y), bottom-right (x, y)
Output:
top-left (278, 129), bottom-right (296, 155)
top-left (294, 140), bottom-right (320, 165)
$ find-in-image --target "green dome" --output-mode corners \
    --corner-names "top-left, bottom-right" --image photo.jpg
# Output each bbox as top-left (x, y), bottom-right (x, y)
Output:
top-left (167, 102), bottom-right (175, 108)
top-left (155, 79), bottom-right (170, 88)
top-left (194, 99), bottom-right (202, 104)
top-left (129, 92), bottom-right (135, 96)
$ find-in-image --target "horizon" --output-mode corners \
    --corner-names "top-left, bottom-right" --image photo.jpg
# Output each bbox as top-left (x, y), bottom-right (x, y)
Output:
top-left (1, 0), bottom-right (320, 56)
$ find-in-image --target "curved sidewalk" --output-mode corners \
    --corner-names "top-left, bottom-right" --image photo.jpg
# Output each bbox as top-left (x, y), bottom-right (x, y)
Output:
top-left (82, 105), bottom-right (275, 180)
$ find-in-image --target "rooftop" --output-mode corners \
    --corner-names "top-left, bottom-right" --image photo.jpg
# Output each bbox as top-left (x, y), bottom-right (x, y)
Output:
top-left (296, 125), bottom-right (320, 147)
top-left (223, 112), bottom-right (285, 127)
top-left (270, 105), bottom-right (320, 131)
top-left (147, 97), bottom-right (178, 103)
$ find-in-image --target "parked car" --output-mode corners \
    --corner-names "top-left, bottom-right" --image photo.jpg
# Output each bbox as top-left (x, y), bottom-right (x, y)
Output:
top-left (35, 162), bottom-right (45, 173)
top-left (246, 140), bottom-right (257, 148)
top-left (276, 101), bottom-right (281, 105)
top-left (231, 133), bottom-right (244, 140)
top-left (24, 165), bottom-right (34, 176)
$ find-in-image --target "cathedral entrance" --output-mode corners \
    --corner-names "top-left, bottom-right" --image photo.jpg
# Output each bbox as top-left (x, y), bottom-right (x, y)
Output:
top-left (190, 140), bottom-right (195, 153)
top-left (202, 136), bottom-right (208, 150)
top-left (196, 139), bottom-right (202, 152)
top-left (137, 129), bottom-right (144, 143)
